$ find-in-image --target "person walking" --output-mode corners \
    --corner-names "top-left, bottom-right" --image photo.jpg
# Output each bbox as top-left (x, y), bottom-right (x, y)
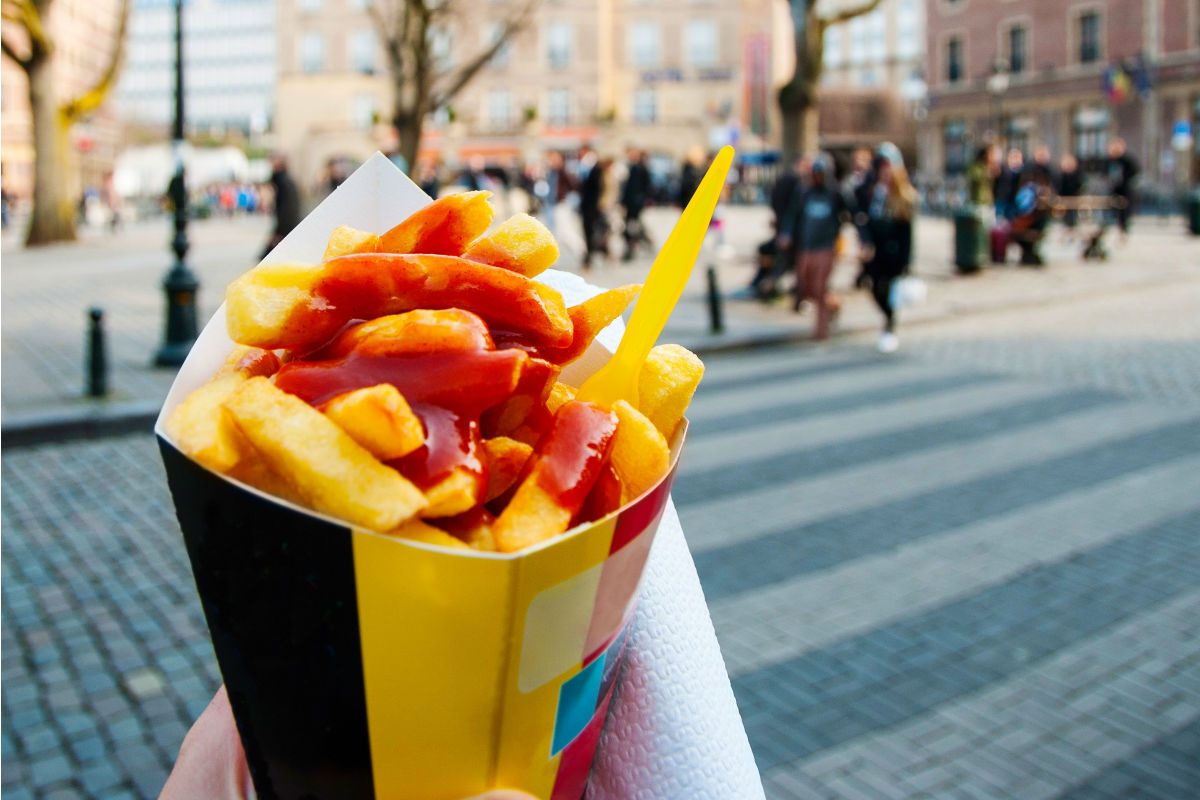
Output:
top-left (678, 146), bottom-right (704, 207)
top-left (778, 155), bottom-right (847, 340)
top-left (1106, 137), bottom-right (1139, 242)
top-left (860, 153), bottom-right (916, 353)
top-left (578, 147), bottom-right (604, 269)
top-left (993, 148), bottom-right (1024, 222)
top-left (1056, 153), bottom-right (1082, 237)
top-left (620, 147), bottom-right (653, 261)
top-left (262, 154), bottom-right (301, 259)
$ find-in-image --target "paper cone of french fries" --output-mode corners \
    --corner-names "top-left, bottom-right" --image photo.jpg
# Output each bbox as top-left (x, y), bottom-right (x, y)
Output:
top-left (156, 153), bottom-right (689, 800)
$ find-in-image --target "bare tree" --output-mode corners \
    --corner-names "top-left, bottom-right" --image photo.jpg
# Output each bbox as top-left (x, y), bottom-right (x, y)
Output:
top-left (2, 0), bottom-right (130, 245)
top-left (779, 0), bottom-right (882, 163)
top-left (370, 0), bottom-right (539, 171)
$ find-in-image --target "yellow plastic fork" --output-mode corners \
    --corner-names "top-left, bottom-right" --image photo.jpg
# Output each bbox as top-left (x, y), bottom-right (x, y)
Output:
top-left (577, 145), bottom-right (735, 410)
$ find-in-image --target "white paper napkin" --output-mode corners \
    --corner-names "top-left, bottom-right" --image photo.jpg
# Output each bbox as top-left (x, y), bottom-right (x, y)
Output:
top-left (586, 502), bottom-right (765, 800)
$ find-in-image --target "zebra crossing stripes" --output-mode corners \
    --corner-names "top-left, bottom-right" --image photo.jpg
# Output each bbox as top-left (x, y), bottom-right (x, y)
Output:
top-left (672, 347), bottom-right (1200, 800)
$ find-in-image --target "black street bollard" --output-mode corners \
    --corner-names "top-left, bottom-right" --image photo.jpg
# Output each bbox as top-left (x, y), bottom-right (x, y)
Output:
top-left (86, 307), bottom-right (108, 397)
top-left (707, 265), bottom-right (724, 334)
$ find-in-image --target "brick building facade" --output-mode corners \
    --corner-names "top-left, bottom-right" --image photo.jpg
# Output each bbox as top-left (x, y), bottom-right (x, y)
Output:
top-left (918, 0), bottom-right (1200, 197)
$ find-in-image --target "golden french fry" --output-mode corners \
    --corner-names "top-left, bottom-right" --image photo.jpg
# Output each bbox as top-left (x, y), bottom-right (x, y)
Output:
top-left (492, 482), bottom-right (572, 554)
top-left (462, 213), bottom-right (559, 277)
top-left (482, 436), bottom-right (533, 502)
top-left (323, 225), bottom-right (380, 260)
top-left (637, 344), bottom-right (704, 441)
top-left (390, 519), bottom-right (472, 550)
top-left (166, 374), bottom-right (252, 473)
top-left (225, 262), bottom-right (324, 348)
top-left (377, 191), bottom-right (494, 256)
top-left (492, 401), bottom-right (617, 553)
top-left (224, 377), bottom-right (427, 530)
top-left (433, 508), bottom-right (497, 551)
top-left (226, 446), bottom-right (304, 505)
top-left (611, 400), bottom-right (670, 503)
top-left (545, 381), bottom-right (577, 415)
top-left (320, 384), bottom-right (425, 461)
top-left (420, 469), bottom-right (482, 518)
top-left (541, 284), bottom-right (641, 366)
top-left (214, 345), bottom-right (282, 379)
top-left (319, 309), bottom-right (492, 360)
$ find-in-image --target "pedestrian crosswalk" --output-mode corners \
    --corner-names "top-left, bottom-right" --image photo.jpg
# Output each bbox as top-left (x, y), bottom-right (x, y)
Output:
top-left (673, 344), bottom-right (1200, 799)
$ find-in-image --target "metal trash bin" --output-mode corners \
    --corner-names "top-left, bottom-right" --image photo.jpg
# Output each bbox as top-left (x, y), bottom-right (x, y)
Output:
top-left (954, 207), bottom-right (986, 273)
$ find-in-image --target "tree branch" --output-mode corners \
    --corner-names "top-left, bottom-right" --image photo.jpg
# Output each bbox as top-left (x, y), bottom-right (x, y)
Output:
top-left (59, 0), bottom-right (129, 122)
top-left (3, 0), bottom-right (52, 63)
top-left (430, 0), bottom-right (537, 108)
top-left (818, 0), bottom-right (882, 28)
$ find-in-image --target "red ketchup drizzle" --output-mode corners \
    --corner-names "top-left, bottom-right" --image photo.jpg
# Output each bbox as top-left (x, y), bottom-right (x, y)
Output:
top-left (534, 401), bottom-right (618, 513)
top-left (391, 405), bottom-right (484, 493)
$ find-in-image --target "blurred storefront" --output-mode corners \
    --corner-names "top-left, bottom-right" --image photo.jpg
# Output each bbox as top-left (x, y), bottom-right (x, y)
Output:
top-left (919, 0), bottom-right (1200, 198)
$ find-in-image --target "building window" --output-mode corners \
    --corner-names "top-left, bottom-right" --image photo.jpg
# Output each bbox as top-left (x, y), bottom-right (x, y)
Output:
top-left (485, 22), bottom-right (512, 67)
top-left (849, 16), bottom-right (867, 65)
top-left (547, 88), bottom-right (570, 125)
top-left (943, 120), bottom-right (967, 175)
top-left (488, 89), bottom-right (512, 129)
top-left (1079, 11), bottom-right (1100, 64)
top-left (633, 88), bottom-right (656, 123)
top-left (629, 22), bottom-right (660, 67)
top-left (300, 32), bottom-right (323, 73)
top-left (823, 25), bottom-right (843, 68)
top-left (546, 21), bottom-right (571, 68)
top-left (350, 30), bottom-right (376, 74)
top-left (1008, 25), bottom-right (1027, 74)
top-left (430, 27), bottom-right (453, 71)
top-left (1073, 106), bottom-right (1110, 162)
top-left (351, 93), bottom-right (376, 129)
top-left (300, 0), bottom-right (320, 11)
top-left (946, 36), bottom-right (962, 83)
top-left (685, 20), bottom-right (717, 67)
top-left (898, 0), bottom-right (918, 58)
top-left (868, 10), bottom-right (886, 62)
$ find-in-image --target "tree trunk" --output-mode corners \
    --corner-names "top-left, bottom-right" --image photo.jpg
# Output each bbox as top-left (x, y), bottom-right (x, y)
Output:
top-left (779, 86), bottom-right (821, 164)
top-left (26, 58), bottom-right (77, 245)
top-left (394, 108), bottom-right (422, 174)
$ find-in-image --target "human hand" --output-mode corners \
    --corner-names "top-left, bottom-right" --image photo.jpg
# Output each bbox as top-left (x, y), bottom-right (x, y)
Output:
top-left (159, 687), bottom-right (539, 800)
top-left (859, 244), bottom-right (875, 263)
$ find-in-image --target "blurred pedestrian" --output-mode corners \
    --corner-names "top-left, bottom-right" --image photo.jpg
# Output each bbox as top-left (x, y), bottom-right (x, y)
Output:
top-left (845, 148), bottom-right (875, 289)
top-left (861, 153), bottom-right (916, 353)
top-left (538, 150), bottom-right (574, 239)
top-left (598, 155), bottom-right (620, 258)
top-left (1106, 137), bottom-right (1139, 242)
top-left (965, 146), bottom-right (994, 208)
top-left (620, 147), bottom-right (653, 261)
top-left (754, 156), bottom-right (809, 300)
top-left (778, 154), bottom-right (848, 339)
top-left (993, 149), bottom-right (1024, 221)
top-left (0, 182), bottom-right (9, 230)
top-left (1056, 153), bottom-right (1082, 235)
top-left (262, 154), bottom-right (300, 259)
top-left (678, 145), bottom-right (705, 207)
top-left (578, 146), bottom-right (604, 269)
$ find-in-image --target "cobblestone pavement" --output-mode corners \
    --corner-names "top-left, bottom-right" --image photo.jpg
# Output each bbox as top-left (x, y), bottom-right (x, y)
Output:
top-left (4, 273), bottom-right (1200, 799)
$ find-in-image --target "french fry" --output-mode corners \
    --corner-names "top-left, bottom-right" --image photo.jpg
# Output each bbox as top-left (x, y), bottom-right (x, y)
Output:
top-left (545, 382), bottom-right (577, 414)
top-left (610, 400), bottom-right (670, 503)
top-left (420, 468), bottom-right (482, 519)
top-left (317, 309), bottom-right (492, 360)
top-left (215, 345), bottom-right (281, 379)
top-left (377, 191), bottom-right (494, 256)
top-left (541, 284), bottom-right (641, 366)
top-left (462, 213), bottom-right (559, 277)
top-left (323, 225), bottom-right (379, 260)
top-left (166, 374), bottom-right (253, 473)
top-left (433, 506), bottom-right (497, 551)
top-left (482, 436), bottom-right (533, 502)
top-left (320, 384), bottom-right (425, 461)
top-left (390, 519), bottom-right (471, 550)
top-left (226, 254), bottom-right (573, 351)
top-left (224, 377), bottom-right (427, 531)
top-left (225, 261), bottom-right (325, 348)
top-left (492, 401), bottom-right (617, 553)
top-left (637, 344), bottom-right (704, 441)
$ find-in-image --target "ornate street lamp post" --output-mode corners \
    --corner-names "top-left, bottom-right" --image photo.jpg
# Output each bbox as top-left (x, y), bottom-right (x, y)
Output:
top-left (155, 0), bottom-right (199, 366)
top-left (987, 60), bottom-right (1010, 147)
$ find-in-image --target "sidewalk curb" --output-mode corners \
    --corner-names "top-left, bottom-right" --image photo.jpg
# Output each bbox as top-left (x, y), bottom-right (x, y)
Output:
top-left (1, 401), bottom-right (161, 450)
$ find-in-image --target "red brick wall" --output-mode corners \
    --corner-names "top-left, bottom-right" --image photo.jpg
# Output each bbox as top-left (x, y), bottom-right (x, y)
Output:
top-left (925, 0), bottom-right (1154, 89)
top-left (1161, 0), bottom-right (1197, 54)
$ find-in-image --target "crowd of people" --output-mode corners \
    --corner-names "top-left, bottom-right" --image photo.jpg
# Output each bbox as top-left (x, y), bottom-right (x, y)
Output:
top-left (753, 144), bottom-right (917, 353)
top-left (965, 137), bottom-right (1140, 264)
